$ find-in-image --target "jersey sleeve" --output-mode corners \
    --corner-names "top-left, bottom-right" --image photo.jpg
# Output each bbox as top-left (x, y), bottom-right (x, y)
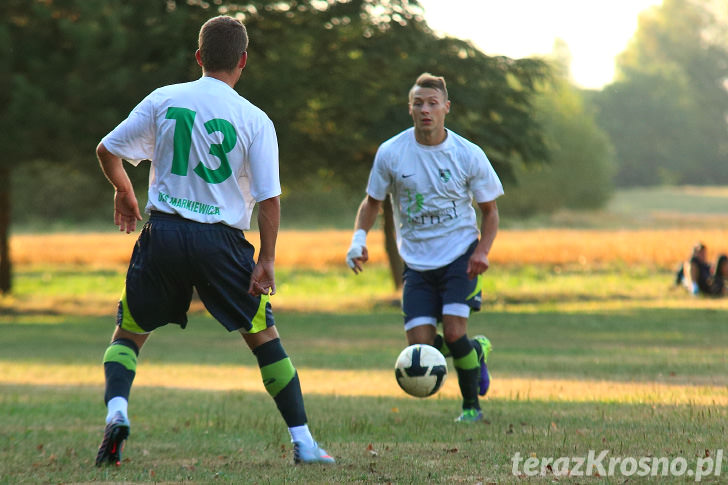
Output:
top-left (469, 148), bottom-right (504, 203)
top-left (365, 146), bottom-right (392, 201)
top-left (101, 94), bottom-right (156, 166)
top-left (247, 117), bottom-right (281, 202)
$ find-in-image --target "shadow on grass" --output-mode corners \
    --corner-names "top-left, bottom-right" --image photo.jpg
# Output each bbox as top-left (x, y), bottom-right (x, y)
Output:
top-left (1, 306), bottom-right (727, 387)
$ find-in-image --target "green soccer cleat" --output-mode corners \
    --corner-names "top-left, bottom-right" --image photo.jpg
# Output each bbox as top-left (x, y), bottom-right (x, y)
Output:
top-left (293, 441), bottom-right (335, 465)
top-left (473, 335), bottom-right (492, 396)
top-left (455, 408), bottom-right (483, 423)
top-left (95, 411), bottom-right (130, 467)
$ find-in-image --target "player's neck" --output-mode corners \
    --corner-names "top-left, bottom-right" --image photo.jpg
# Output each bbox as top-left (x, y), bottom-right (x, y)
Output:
top-left (414, 127), bottom-right (447, 146)
top-left (203, 70), bottom-right (241, 89)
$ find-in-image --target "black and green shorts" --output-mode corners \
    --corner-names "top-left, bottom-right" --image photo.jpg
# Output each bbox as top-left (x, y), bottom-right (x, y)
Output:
top-left (117, 211), bottom-right (274, 334)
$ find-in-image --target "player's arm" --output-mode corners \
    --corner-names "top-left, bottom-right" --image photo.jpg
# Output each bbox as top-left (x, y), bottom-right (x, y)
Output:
top-left (249, 195), bottom-right (280, 296)
top-left (689, 261), bottom-right (701, 294)
top-left (467, 200), bottom-right (499, 279)
top-left (346, 195), bottom-right (383, 274)
top-left (96, 142), bottom-right (142, 234)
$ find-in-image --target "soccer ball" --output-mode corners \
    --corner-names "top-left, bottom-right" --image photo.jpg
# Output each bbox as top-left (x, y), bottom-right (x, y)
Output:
top-left (394, 344), bottom-right (448, 398)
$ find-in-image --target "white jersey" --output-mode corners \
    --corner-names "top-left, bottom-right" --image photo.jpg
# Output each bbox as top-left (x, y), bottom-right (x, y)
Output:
top-left (366, 127), bottom-right (503, 271)
top-left (102, 76), bottom-right (281, 230)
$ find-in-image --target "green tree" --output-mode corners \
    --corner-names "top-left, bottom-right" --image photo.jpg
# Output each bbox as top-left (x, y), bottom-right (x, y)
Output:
top-left (594, 0), bottom-right (728, 186)
top-left (1, 0), bottom-right (550, 292)
top-left (238, 0), bottom-right (550, 286)
top-left (238, 0), bottom-right (549, 188)
top-left (500, 42), bottom-right (615, 218)
top-left (1, 0), bottom-right (209, 292)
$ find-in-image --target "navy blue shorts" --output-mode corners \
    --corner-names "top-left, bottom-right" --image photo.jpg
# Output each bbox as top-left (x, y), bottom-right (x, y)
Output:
top-left (117, 211), bottom-right (275, 334)
top-left (402, 239), bottom-right (483, 331)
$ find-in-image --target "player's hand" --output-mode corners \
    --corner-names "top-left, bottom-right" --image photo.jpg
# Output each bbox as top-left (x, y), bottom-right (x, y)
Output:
top-left (114, 189), bottom-right (142, 234)
top-left (347, 245), bottom-right (369, 274)
top-left (249, 259), bottom-right (276, 296)
top-left (466, 250), bottom-right (490, 280)
top-left (346, 229), bottom-right (368, 274)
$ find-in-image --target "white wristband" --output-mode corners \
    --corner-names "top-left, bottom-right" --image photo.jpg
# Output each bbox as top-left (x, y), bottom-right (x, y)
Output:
top-left (346, 229), bottom-right (368, 269)
top-left (351, 229), bottom-right (367, 247)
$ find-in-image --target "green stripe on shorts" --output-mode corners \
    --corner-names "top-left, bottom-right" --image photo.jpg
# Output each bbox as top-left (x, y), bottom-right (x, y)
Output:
top-left (250, 294), bottom-right (270, 334)
top-left (466, 274), bottom-right (484, 301)
top-left (118, 288), bottom-right (146, 334)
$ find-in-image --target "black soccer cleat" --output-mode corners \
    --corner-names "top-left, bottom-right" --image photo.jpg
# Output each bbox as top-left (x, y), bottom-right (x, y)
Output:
top-left (95, 412), bottom-right (130, 467)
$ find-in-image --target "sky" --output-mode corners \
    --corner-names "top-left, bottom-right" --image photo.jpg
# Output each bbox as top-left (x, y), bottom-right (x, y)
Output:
top-left (418, 0), bottom-right (664, 89)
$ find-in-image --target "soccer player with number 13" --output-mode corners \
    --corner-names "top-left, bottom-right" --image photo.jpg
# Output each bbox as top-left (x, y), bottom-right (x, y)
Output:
top-left (94, 15), bottom-right (333, 466)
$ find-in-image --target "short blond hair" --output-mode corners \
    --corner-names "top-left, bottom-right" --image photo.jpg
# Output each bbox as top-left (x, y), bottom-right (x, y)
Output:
top-left (409, 73), bottom-right (448, 102)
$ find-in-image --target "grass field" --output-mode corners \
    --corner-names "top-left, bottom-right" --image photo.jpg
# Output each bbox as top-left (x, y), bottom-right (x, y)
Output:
top-left (2, 302), bottom-right (728, 483)
top-left (2, 187), bottom-right (728, 483)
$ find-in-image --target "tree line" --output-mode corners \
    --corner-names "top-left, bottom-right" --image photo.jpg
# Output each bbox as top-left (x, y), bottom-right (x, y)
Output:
top-left (592, 0), bottom-right (728, 187)
top-left (1, 0), bottom-right (726, 292)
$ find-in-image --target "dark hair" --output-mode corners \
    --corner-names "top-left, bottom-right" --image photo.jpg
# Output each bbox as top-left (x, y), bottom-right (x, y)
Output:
top-left (409, 72), bottom-right (448, 102)
top-left (198, 16), bottom-right (248, 72)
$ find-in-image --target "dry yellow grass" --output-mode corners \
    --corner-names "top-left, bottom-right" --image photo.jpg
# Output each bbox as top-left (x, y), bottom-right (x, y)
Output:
top-left (2, 362), bottom-right (726, 405)
top-left (10, 228), bottom-right (728, 268)
top-left (9, 231), bottom-right (385, 268)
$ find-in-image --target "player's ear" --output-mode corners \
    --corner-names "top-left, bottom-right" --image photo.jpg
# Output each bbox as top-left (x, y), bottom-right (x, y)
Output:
top-left (195, 49), bottom-right (203, 67)
top-left (445, 99), bottom-right (451, 113)
top-left (238, 51), bottom-right (248, 70)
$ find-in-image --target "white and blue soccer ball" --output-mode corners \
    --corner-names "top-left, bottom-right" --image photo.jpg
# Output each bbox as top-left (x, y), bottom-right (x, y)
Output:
top-left (394, 344), bottom-right (448, 398)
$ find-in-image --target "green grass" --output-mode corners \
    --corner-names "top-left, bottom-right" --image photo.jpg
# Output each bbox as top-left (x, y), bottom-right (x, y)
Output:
top-left (12, 185), bottom-right (728, 233)
top-left (2, 261), bottom-right (728, 483)
top-left (4, 307), bottom-right (726, 382)
top-left (504, 185), bottom-right (728, 230)
top-left (3, 385), bottom-right (726, 484)
top-left (0, 263), bottom-right (689, 316)
top-left (607, 186), bottom-right (728, 215)
top-left (6, 179), bottom-right (728, 483)
top-left (274, 184), bottom-right (728, 230)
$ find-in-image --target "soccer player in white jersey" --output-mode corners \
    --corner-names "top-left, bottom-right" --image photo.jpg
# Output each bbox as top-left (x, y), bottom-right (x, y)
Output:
top-left (347, 73), bottom-right (503, 423)
top-left (94, 15), bottom-right (333, 466)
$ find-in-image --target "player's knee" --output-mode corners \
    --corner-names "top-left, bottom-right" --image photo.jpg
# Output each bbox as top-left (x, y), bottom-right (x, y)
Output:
top-left (442, 325), bottom-right (466, 344)
top-left (243, 325), bottom-right (280, 350)
top-left (442, 313), bottom-right (468, 343)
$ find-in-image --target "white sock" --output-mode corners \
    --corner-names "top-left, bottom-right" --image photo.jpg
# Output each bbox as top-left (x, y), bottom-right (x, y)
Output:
top-left (105, 397), bottom-right (129, 424)
top-left (289, 424), bottom-right (314, 447)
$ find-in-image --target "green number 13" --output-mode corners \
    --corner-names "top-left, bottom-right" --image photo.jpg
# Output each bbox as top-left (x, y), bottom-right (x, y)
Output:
top-left (165, 107), bottom-right (236, 184)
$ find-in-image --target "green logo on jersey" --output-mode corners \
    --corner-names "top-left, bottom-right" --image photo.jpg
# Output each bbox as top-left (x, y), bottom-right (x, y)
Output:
top-left (406, 189), bottom-right (424, 216)
top-left (439, 169), bottom-right (451, 183)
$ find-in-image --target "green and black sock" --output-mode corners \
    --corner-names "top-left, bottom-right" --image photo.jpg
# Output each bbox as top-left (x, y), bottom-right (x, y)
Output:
top-left (432, 333), bottom-right (451, 357)
top-left (448, 335), bottom-right (480, 410)
top-left (253, 338), bottom-right (307, 427)
top-left (103, 338), bottom-right (139, 404)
